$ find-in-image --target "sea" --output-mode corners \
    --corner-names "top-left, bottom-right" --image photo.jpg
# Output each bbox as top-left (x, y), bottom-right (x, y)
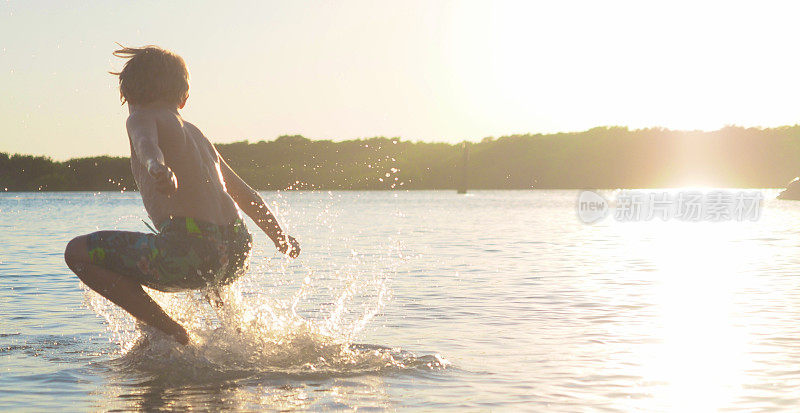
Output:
top-left (2, 190), bottom-right (800, 411)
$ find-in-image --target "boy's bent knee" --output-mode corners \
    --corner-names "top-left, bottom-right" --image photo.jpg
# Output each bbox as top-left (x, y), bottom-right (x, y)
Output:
top-left (64, 235), bottom-right (90, 268)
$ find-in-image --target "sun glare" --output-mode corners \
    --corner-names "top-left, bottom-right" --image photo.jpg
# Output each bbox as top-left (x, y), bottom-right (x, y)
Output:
top-left (446, 0), bottom-right (800, 138)
top-left (613, 217), bottom-right (769, 410)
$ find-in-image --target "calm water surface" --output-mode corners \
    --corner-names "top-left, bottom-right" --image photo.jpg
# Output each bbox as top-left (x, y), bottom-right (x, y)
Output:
top-left (2, 190), bottom-right (800, 411)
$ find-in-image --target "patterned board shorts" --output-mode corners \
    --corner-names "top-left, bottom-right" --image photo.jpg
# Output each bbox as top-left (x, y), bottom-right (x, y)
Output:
top-left (86, 216), bottom-right (253, 292)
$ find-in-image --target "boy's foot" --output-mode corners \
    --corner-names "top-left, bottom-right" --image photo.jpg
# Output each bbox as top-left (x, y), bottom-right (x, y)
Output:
top-left (174, 329), bottom-right (190, 345)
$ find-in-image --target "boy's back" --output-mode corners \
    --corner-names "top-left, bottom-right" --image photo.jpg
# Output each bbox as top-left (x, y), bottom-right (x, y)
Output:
top-left (63, 45), bottom-right (299, 345)
top-left (127, 103), bottom-right (238, 228)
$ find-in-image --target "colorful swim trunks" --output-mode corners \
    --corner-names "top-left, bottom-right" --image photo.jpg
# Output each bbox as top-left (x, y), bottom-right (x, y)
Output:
top-left (86, 216), bottom-right (252, 292)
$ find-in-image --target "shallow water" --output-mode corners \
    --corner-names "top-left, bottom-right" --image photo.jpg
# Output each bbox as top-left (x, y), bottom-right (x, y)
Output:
top-left (2, 190), bottom-right (800, 411)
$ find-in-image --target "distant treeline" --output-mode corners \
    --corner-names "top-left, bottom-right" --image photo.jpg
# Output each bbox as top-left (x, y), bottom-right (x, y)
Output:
top-left (3, 126), bottom-right (800, 191)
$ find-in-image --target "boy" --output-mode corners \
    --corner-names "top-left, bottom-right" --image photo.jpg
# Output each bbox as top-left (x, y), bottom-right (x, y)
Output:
top-left (64, 45), bottom-right (300, 345)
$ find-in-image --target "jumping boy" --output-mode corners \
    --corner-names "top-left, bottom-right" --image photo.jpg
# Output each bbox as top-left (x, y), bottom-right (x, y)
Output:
top-left (64, 45), bottom-right (300, 345)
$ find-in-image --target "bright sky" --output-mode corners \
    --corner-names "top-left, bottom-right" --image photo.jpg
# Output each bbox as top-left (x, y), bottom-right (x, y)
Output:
top-left (3, 0), bottom-right (800, 159)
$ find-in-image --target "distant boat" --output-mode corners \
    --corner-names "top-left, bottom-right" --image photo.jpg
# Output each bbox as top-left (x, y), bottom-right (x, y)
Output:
top-left (778, 177), bottom-right (800, 200)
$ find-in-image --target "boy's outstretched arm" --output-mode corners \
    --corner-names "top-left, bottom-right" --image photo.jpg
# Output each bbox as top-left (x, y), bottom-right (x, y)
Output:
top-left (126, 113), bottom-right (177, 194)
top-left (218, 155), bottom-right (300, 258)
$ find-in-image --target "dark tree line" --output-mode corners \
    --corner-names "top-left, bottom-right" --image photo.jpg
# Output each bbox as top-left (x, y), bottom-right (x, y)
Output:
top-left (3, 126), bottom-right (800, 191)
top-left (0, 153), bottom-right (136, 191)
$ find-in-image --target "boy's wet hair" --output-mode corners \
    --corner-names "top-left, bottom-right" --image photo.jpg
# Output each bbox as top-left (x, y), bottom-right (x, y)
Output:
top-left (111, 44), bottom-right (189, 106)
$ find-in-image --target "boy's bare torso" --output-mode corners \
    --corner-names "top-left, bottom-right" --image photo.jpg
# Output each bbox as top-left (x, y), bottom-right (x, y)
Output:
top-left (127, 103), bottom-right (239, 228)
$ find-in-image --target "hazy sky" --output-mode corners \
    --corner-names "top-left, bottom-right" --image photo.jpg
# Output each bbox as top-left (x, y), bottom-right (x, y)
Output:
top-left (3, 0), bottom-right (800, 159)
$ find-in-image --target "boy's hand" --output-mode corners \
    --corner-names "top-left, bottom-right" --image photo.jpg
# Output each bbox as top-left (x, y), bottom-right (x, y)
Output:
top-left (274, 234), bottom-right (301, 258)
top-left (147, 161), bottom-right (178, 195)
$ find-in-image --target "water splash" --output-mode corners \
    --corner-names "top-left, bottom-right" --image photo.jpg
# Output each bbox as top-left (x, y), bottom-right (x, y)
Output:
top-left (83, 252), bottom-right (447, 381)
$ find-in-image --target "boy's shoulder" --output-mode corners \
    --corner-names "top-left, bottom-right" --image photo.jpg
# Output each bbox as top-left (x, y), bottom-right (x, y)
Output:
top-left (126, 108), bottom-right (185, 137)
top-left (178, 119), bottom-right (211, 144)
top-left (126, 107), bottom-right (179, 123)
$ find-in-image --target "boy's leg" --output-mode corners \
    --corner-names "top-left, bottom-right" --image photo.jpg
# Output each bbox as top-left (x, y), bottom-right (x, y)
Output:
top-left (64, 235), bottom-right (189, 345)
